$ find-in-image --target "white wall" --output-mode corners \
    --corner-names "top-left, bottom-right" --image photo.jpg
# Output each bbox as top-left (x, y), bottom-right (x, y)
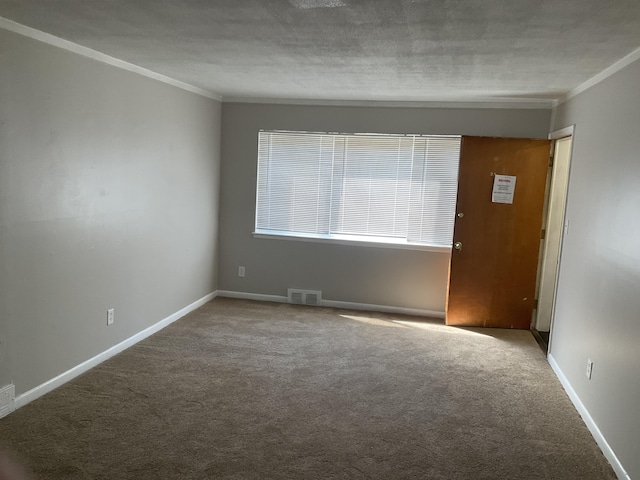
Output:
top-left (219, 103), bottom-right (550, 313)
top-left (0, 29), bottom-right (221, 396)
top-left (550, 56), bottom-right (640, 479)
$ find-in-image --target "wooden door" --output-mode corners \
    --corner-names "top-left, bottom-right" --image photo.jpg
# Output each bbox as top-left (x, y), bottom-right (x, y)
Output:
top-left (446, 137), bottom-right (550, 329)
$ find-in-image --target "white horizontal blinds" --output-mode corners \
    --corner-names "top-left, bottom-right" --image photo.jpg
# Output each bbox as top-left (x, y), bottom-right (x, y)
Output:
top-left (256, 130), bottom-right (461, 247)
top-left (256, 131), bottom-right (333, 234)
top-left (331, 135), bottom-right (414, 238)
top-left (406, 136), bottom-right (461, 245)
top-left (255, 132), bottom-right (271, 230)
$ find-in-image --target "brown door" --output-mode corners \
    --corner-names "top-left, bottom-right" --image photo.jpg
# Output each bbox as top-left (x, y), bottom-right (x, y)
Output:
top-left (446, 136), bottom-right (550, 329)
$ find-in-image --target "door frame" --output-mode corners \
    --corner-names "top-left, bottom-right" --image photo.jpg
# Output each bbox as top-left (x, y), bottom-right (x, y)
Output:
top-left (532, 125), bottom-right (575, 350)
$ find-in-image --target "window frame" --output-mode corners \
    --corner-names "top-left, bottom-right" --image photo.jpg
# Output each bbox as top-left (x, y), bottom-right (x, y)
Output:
top-left (253, 129), bottom-right (461, 252)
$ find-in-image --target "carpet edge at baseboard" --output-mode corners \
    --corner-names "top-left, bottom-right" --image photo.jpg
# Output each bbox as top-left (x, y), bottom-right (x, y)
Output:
top-left (13, 291), bottom-right (218, 411)
top-left (547, 354), bottom-right (630, 480)
top-left (216, 290), bottom-right (445, 319)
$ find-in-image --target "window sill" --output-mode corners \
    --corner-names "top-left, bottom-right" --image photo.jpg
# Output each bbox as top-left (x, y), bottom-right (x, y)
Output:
top-left (252, 230), bottom-right (452, 253)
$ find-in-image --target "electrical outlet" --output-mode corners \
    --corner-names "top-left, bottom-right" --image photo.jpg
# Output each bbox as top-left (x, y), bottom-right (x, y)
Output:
top-left (586, 359), bottom-right (593, 380)
top-left (238, 266), bottom-right (245, 277)
top-left (107, 308), bottom-right (115, 326)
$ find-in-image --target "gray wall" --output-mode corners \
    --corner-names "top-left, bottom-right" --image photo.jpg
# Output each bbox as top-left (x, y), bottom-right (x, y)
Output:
top-left (550, 57), bottom-right (640, 479)
top-left (219, 103), bottom-right (550, 313)
top-left (0, 29), bottom-right (221, 395)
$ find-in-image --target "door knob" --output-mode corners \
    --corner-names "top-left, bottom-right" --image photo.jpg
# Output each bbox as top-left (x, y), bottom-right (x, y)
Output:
top-left (457, 212), bottom-right (464, 218)
top-left (454, 241), bottom-right (463, 251)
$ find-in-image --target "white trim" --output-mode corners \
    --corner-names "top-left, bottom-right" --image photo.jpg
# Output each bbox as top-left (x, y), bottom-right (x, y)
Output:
top-left (253, 231), bottom-right (451, 253)
top-left (223, 96), bottom-right (555, 109)
top-left (0, 16), bottom-right (221, 101)
top-left (549, 125), bottom-right (575, 140)
top-left (556, 44), bottom-right (640, 107)
top-left (216, 290), bottom-right (445, 319)
top-left (14, 291), bottom-right (218, 410)
top-left (216, 290), bottom-right (289, 303)
top-left (548, 354), bottom-right (630, 480)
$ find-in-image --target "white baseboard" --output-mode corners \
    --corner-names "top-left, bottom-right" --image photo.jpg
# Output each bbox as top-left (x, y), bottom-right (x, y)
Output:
top-left (216, 290), bottom-right (445, 319)
top-left (216, 290), bottom-right (288, 303)
top-left (548, 354), bottom-right (630, 480)
top-left (14, 291), bottom-right (217, 410)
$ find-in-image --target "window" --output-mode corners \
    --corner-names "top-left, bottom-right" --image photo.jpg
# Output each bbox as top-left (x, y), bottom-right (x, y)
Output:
top-left (255, 130), bottom-right (461, 250)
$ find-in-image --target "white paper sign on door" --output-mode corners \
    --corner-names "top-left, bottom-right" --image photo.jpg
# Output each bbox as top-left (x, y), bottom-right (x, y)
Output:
top-left (492, 175), bottom-right (516, 204)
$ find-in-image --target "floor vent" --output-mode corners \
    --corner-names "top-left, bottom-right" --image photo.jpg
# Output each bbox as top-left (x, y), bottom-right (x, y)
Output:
top-left (0, 384), bottom-right (15, 419)
top-left (287, 289), bottom-right (322, 306)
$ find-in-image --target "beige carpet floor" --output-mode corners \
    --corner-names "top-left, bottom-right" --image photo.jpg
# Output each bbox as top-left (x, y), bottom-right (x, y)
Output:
top-left (0, 298), bottom-right (616, 479)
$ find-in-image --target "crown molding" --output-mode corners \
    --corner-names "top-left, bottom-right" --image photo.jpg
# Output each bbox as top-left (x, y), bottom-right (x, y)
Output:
top-left (222, 96), bottom-right (555, 109)
top-left (5, 13), bottom-right (639, 110)
top-left (0, 16), bottom-right (222, 101)
top-left (556, 44), bottom-right (640, 107)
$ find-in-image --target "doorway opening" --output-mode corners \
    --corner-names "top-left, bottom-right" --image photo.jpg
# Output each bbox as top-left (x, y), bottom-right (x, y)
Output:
top-left (531, 126), bottom-right (574, 352)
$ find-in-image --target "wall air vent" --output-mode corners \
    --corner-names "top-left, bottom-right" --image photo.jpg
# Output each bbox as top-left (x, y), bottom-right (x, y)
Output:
top-left (287, 289), bottom-right (322, 306)
top-left (0, 384), bottom-right (15, 419)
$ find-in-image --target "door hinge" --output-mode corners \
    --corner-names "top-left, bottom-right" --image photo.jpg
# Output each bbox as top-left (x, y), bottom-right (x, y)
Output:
top-left (540, 229), bottom-right (546, 240)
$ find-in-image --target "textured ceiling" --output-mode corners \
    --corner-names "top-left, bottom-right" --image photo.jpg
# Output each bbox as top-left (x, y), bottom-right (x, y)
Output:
top-left (1, 0), bottom-right (640, 104)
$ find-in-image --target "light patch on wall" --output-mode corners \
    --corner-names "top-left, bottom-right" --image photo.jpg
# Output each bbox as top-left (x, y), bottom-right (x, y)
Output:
top-left (289, 0), bottom-right (347, 9)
